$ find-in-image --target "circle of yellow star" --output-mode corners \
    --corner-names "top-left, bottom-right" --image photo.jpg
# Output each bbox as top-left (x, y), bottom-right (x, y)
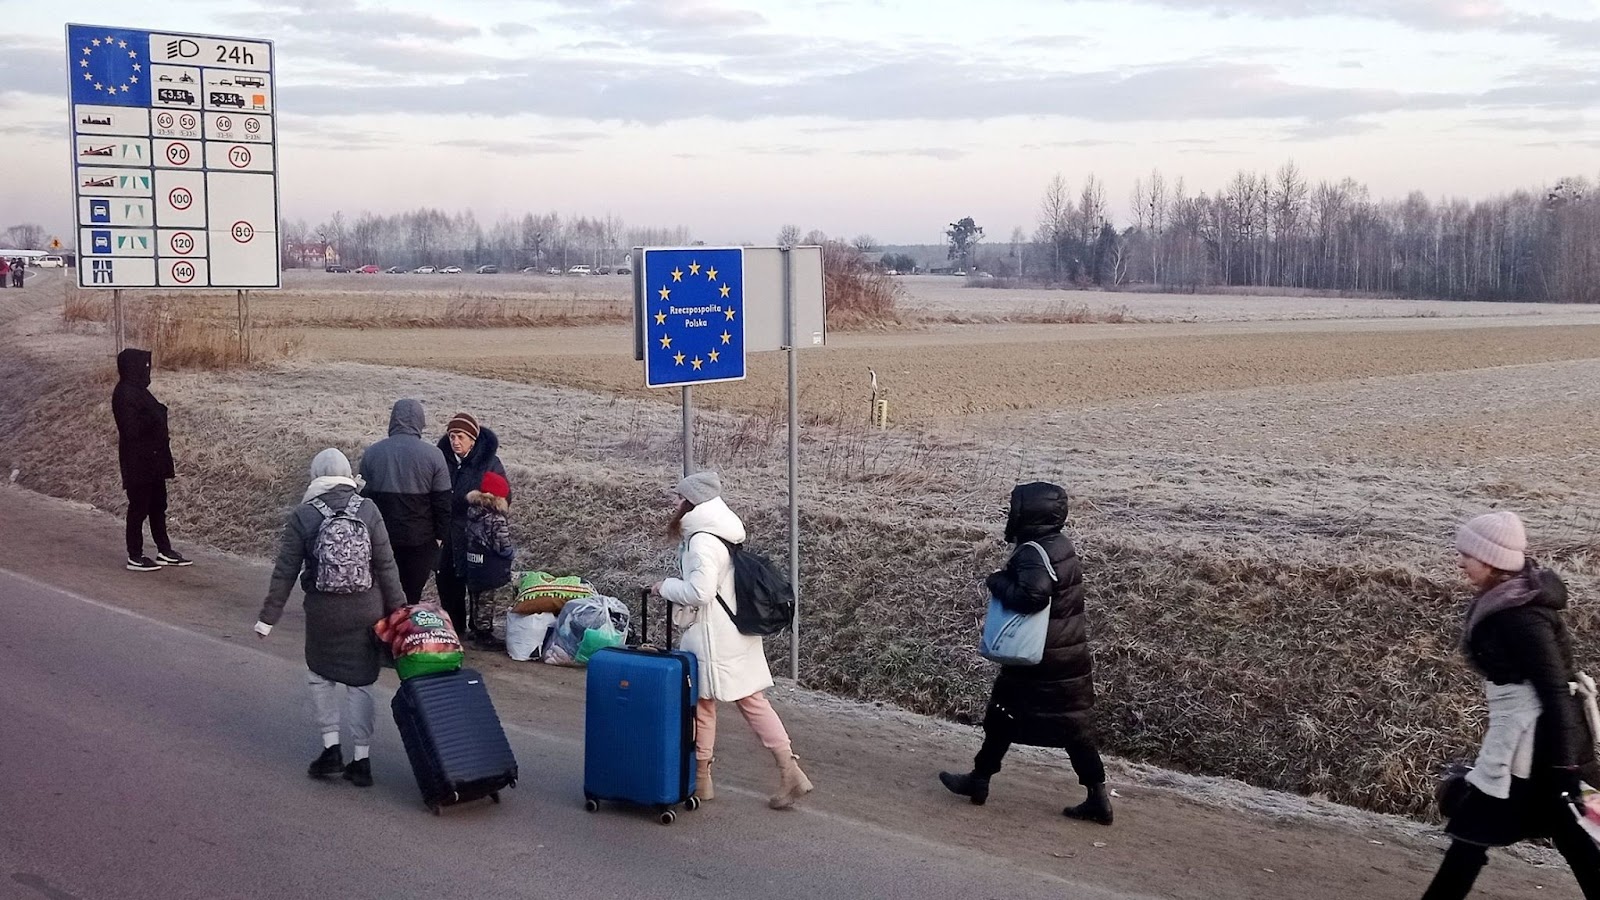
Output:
top-left (719, 283), bottom-right (730, 298)
top-left (659, 334), bottom-right (672, 349)
top-left (708, 349), bottom-right (720, 363)
top-left (691, 357), bottom-right (704, 371)
top-left (724, 308), bottom-right (737, 321)
top-left (673, 351), bottom-right (686, 366)
top-left (658, 286), bottom-right (671, 301)
top-left (688, 261), bottom-right (701, 276)
top-left (653, 311), bottom-right (667, 325)
top-left (706, 266), bottom-right (718, 281)
top-left (671, 268), bottom-right (683, 282)
top-left (720, 331), bottom-right (731, 344)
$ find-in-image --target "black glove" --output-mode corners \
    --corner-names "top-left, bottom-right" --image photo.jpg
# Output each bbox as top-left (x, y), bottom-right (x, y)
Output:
top-left (1555, 768), bottom-right (1584, 808)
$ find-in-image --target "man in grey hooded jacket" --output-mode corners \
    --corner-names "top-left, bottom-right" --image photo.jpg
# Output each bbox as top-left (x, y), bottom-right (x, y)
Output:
top-left (359, 399), bottom-right (452, 605)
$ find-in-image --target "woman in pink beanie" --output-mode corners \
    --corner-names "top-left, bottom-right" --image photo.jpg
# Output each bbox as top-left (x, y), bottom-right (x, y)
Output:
top-left (1421, 510), bottom-right (1600, 899)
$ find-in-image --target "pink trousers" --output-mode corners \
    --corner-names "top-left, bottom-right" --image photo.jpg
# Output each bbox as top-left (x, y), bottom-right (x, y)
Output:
top-left (695, 692), bottom-right (790, 761)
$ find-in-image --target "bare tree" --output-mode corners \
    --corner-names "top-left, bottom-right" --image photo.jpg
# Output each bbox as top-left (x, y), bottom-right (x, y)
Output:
top-left (777, 224), bottom-right (801, 247)
top-left (851, 234), bottom-right (879, 254)
top-left (2, 223), bottom-right (48, 250)
top-left (1037, 173), bottom-right (1071, 281)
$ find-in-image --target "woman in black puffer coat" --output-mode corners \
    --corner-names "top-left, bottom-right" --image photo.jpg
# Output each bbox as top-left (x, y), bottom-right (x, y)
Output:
top-left (1423, 511), bottom-right (1600, 900)
top-left (939, 481), bottom-right (1111, 825)
top-left (434, 412), bottom-right (509, 635)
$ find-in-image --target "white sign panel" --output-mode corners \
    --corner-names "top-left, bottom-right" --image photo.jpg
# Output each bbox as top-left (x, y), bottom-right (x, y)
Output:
top-left (68, 23), bottom-right (280, 289)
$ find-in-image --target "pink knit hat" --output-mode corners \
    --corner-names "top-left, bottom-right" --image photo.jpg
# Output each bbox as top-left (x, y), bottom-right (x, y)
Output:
top-left (1455, 511), bottom-right (1527, 572)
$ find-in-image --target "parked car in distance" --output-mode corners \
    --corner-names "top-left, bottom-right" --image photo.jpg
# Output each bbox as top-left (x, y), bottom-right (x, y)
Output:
top-left (413, 265), bottom-right (436, 274)
top-left (520, 266), bottom-right (539, 274)
top-left (567, 265), bottom-right (592, 276)
top-left (595, 265), bottom-right (612, 275)
top-left (440, 265), bottom-right (463, 274)
top-left (36, 256), bottom-right (65, 268)
top-left (545, 266), bottom-right (561, 275)
top-left (614, 264), bottom-right (632, 275)
top-left (384, 266), bottom-right (406, 274)
top-left (356, 264), bottom-right (380, 274)
top-left (325, 264), bottom-right (350, 273)
top-left (475, 264), bottom-right (499, 274)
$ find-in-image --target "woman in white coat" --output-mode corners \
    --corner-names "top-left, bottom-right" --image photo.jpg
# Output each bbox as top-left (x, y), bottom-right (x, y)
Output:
top-left (651, 471), bottom-right (814, 810)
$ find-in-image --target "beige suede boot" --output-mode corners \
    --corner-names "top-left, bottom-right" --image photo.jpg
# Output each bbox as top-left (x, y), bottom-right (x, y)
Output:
top-left (694, 758), bottom-right (715, 801)
top-left (768, 744), bottom-right (814, 809)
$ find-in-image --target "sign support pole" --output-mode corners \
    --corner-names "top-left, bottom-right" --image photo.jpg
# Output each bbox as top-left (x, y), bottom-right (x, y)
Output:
top-left (112, 288), bottom-right (124, 353)
top-left (783, 247), bottom-right (801, 683)
top-left (681, 386), bottom-right (694, 477)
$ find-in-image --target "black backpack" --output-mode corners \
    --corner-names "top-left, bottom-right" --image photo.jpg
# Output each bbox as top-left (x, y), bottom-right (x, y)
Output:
top-left (693, 534), bottom-right (795, 636)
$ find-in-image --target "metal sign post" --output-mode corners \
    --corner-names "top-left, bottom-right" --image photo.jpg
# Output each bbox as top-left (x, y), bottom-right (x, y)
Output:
top-left (782, 247), bottom-right (802, 682)
top-left (681, 386), bottom-right (694, 476)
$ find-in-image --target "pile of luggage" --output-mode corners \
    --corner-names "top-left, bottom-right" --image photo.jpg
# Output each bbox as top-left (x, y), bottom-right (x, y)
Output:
top-left (503, 571), bottom-right (630, 666)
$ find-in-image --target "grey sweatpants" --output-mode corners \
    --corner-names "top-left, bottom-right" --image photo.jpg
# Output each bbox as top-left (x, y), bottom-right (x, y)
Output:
top-left (307, 671), bottom-right (376, 750)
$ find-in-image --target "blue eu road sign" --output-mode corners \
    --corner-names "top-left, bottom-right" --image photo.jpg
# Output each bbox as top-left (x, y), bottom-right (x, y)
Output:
top-left (68, 25), bottom-right (154, 108)
top-left (641, 247), bottom-right (746, 389)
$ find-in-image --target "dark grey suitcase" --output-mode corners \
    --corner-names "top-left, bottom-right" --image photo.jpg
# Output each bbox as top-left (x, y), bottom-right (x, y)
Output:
top-left (391, 667), bottom-right (518, 814)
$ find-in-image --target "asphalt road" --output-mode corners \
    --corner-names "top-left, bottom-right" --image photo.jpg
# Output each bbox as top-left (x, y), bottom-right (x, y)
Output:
top-left (0, 567), bottom-right (1144, 900)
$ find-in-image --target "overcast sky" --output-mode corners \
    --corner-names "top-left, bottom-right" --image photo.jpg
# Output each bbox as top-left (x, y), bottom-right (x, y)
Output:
top-left (2, 0), bottom-right (1597, 244)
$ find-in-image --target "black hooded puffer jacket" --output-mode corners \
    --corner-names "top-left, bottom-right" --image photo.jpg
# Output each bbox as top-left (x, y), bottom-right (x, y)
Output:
top-left (111, 348), bottom-right (175, 487)
top-left (436, 427), bottom-right (509, 578)
top-left (983, 481), bottom-right (1095, 747)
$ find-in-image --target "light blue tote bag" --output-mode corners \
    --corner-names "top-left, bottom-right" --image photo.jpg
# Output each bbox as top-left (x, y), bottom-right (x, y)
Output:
top-left (978, 541), bottom-right (1057, 666)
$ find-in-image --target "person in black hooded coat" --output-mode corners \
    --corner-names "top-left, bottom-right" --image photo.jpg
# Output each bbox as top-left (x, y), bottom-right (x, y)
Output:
top-left (435, 411), bottom-right (509, 635)
top-left (939, 481), bottom-right (1111, 825)
top-left (112, 348), bottom-right (189, 571)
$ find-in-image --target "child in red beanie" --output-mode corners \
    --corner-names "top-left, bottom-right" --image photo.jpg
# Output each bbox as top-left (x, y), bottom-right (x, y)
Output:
top-left (464, 470), bottom-right (515, 649)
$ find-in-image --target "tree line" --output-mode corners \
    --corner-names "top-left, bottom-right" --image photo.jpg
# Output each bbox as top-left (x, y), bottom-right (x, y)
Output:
top-left (283, 210), bottom-right (694, 271)
top-left (976, 164), bottom-right (1600, 303)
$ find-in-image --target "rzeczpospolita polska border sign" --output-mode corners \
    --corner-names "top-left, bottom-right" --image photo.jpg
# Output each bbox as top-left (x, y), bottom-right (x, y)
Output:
top-left (639, 247), bottom-right (748, 388)
top-left (66, 23), bottom-right (281, 289)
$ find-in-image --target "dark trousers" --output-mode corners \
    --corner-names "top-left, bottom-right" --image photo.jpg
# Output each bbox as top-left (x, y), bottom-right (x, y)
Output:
top-left (125, 480), bottom-right (173, 559)
top-left (1423, 824), bottom-right (1600, 900)
top-left (973, 716), bottom-right (1106, 787)
top-left (391, 543), bottom-right (438, 606)
top-left (435, 560), bottom-right (467, 636)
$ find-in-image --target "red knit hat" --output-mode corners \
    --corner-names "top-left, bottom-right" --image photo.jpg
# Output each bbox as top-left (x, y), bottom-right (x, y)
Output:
top-left (480, 470), bottom-right (510, 501)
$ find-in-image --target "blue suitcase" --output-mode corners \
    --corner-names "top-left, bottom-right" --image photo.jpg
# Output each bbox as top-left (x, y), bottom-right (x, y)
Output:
top-left (392, 667), bottom-right (518, 815)
top-left (583, 590), bottom-right (699, 824)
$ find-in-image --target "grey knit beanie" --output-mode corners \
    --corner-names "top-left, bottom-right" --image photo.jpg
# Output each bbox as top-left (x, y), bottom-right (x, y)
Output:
top-left (676, 471), bottom-right (722, 506)
top-left (1455, 511), bottom-right (1527, 572)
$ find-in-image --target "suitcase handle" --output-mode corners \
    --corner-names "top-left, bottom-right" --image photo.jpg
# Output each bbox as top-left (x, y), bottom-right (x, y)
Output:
top-left (634, 586), bottom-right (675, 650)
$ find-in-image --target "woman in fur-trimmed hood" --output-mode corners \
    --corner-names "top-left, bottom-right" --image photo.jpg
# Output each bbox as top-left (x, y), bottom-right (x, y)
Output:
top-left (1422, 510), bottom-right (1600, 900)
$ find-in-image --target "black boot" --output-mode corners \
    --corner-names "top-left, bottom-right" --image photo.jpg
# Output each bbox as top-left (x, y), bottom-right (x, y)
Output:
top-left (938, 771), bottom-right (990, 806)
top-left (307, 745), bottom-right (343, 779)
top-left (1062, 784), bottom-right (1113, 825)
top-left (342, 758), bottom-right (373, 788)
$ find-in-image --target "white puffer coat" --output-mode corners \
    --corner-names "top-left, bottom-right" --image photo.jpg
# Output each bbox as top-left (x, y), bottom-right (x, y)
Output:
top-left (661, 497), bottom-right (773, 702)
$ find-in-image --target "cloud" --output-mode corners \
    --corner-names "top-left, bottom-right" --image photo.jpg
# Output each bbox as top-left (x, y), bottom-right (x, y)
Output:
top-left (854, 148), bottom-right (967, 161)
top-left (1013, 35), bottom-right (1091, 49)
top-left (435, 134), bottom-right (606, 155)
top-left (0, 39), bottom-right (65, 98)
top-left (1128, 0), bottom-right (1600, 44)
top-left (224, 2), bottom-right (481, 42)
top-left (545, 0), bottom-right (766, 32)
top-left (1282, 118), bottom-right (1381, 140)
top-left (493, 22), bottom-right (538, 39)
top-left (277, 55), bottom-right (1474, 128)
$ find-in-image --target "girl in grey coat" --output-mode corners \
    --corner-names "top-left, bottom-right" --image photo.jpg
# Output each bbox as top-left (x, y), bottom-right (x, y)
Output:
top-left (255, 449), bottom-right (405, 787)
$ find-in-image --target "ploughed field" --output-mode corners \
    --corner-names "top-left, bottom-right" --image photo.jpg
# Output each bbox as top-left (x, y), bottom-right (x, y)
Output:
top-left (18, 272), bottom-right (1600, 815)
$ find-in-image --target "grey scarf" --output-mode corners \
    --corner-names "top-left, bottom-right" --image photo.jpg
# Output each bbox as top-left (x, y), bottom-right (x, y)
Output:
top-left (1461, 567), bottom-right (1541, 651)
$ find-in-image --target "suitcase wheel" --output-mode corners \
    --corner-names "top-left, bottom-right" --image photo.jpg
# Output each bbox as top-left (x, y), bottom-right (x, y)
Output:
top-left (490, 792), bottom-right (501, 804)
top-left (584, 797), bottom-right (600, 813)
top-left (686, 796), bottom-right (701, 812)
top-left (658, 808), bottom-right (676, 826)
